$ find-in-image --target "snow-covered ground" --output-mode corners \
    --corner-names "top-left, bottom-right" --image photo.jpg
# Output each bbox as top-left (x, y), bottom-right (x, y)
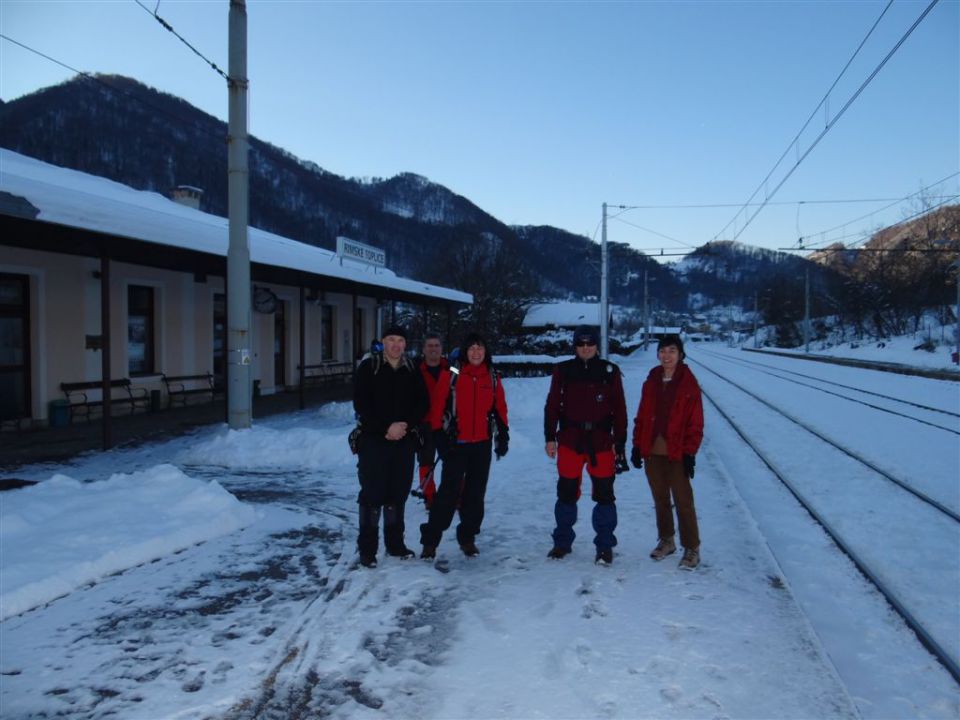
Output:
top-left (746, 326), bottom-right (960, 372)
top-left (1, 345), bottom-right (958, 719)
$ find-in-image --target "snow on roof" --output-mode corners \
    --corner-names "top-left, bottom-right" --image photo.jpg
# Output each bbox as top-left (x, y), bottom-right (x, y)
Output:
top-left (523, 301), bottom-right (602, 327)
top-left (0, 150), bottom-right (471, 305)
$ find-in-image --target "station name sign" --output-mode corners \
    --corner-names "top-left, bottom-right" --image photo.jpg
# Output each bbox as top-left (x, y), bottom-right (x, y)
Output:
top-left (337, 236), bottom-right (386, 268)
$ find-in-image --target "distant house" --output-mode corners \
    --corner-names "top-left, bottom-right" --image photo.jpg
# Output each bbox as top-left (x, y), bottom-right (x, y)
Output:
top-left (0, 150), bottom-right (471, 433)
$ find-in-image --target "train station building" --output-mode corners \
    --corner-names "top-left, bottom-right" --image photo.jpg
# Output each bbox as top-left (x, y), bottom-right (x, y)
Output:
top-left (0, 149), bottom-right (471, 437)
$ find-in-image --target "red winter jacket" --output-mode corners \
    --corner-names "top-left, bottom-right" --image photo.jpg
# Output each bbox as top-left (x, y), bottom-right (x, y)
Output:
top-left (429, 361), bottom-right (508, 443)
top-left (632, 363), bottom-right (703, 462)
top-left (419, 357), bottom-right (450, 422)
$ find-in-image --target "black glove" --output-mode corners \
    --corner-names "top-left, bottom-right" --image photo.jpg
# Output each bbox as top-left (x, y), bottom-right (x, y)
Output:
top-left (494, 426), bottom-right (510, 459)
top-left (683, 454), bottom-right (696, 479)
top-left (614, 441), bottom-right (629, 474)
top-left (630, 446), bottom-right (643, 470)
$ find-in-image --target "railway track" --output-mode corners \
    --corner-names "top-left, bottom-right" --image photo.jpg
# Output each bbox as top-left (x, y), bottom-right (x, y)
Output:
top-left (690, 355), bottom-right (960, 685)
top-left (696, 347), bottom-right (959, 435)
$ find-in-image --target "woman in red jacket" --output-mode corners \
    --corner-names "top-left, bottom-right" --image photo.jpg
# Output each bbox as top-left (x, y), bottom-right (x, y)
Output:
top-left (420, 332), bottom-right (508, 559)
top-left (631, 335), bottom-right (704, 570)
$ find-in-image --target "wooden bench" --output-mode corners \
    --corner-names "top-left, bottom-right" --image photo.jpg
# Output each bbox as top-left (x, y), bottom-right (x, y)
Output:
top-left (162, 373), bottom-right (215, 408)
top-left (299, 362), bottom-right (354, 387)
top-left (61, 379), bottom-right (149, 423)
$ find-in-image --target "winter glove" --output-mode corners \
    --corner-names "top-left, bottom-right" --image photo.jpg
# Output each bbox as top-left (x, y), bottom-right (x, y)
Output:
top-left (630, 446), bottom-right (643, 470)
top-left (683, 453), bottom-right (696, 479)
top-left (494, 426), bottom-right (510, 460)
top-left (614, 441), bottom-right (629, 474)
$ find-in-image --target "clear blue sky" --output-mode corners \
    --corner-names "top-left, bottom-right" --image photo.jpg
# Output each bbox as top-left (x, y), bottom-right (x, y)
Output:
top-left (2, 0), bottom-right (957, 259)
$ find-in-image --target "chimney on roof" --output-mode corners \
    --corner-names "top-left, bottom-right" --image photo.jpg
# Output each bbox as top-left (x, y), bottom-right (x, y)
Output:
top-left (170, 185), bottom-right (203, 210)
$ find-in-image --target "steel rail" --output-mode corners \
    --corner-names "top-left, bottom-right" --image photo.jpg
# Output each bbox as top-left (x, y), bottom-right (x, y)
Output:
top-left (701, 387), bottom-right (960, 685)
top-left (708, 348), bottom-right (960, 418)
top-left (696, 349), bottom-right (960, 435)
top-left (690, 358), bottom-right (960, 524)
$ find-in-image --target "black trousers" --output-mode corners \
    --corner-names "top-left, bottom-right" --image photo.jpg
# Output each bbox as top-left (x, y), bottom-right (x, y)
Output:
top-left (420, 440), bottom-right (492, 548)
top-left (356, 433), bottom-right (416, 554)
top-left (356, 433), bottom-right (417, 507)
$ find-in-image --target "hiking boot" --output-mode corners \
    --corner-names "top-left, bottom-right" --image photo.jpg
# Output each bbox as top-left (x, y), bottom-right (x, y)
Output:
top-left (547, 546), bottom-right (571, 560)
top-left (595, 548), bottom-right (613, 566)
top-left (386, 544), bottom-right (416, 559)
top-left (420, 544), bottom-right (436, 560)
top-left (649, 537), bottom-right (676, 561)
top-left (359, 553), bottom-right (378, 569)
top-left (679, 547), bottom-right (700, 570)
top-left (460, 541), bottom-right (480, 558)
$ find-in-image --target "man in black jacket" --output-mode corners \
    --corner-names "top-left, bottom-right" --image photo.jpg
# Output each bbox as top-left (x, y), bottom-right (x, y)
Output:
top-left (353, 325), bottom-right (429, 568)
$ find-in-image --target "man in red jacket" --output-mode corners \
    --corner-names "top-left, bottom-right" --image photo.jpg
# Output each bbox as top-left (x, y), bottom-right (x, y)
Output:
top-left (412, 333), bottom-right (448, 509)
top-left (631, 335), bottom-right (704, 570)
top-left (544, 325), bottom-right (629, 565)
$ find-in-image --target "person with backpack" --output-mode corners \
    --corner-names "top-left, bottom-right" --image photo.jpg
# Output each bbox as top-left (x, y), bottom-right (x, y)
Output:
top-left (543, 325), bottom-right (629, 565)
top-left (411, 332), bottom-right (448, 510)
top-left (352, 325), bottom-right (430, 568)
top-left (631, 334), bottom-right (704, 570)
top-left (420, 332), bottom-right (508, 559)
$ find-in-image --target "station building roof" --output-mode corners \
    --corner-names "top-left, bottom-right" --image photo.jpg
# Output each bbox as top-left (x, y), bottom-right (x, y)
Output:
top-left (0, 149), bottom-right (472, 307)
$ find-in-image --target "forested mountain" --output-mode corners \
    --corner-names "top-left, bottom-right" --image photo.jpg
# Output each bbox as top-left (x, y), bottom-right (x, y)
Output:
top-left (13, 73), bottom-right (948, 345)
top-left (0, 75), bottom-right (675, 308)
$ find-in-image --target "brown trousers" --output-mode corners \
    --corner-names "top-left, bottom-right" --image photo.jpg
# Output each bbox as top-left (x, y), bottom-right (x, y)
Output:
top-left (644, 454), bottom-right (700, 550)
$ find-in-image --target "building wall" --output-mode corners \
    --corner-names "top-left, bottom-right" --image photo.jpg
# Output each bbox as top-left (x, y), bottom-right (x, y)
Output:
top-left (1, 246), bottom-right (374, 424)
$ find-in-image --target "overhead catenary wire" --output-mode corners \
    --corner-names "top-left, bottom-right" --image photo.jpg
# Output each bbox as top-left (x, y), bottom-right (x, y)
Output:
top-left (133, 0), bottom-right (228, 82)
top-left (777, 193), bottom-right (960, 252)
top-left (0, 34), bottom-right (228, 144)
top-left (712, 0), bottom-right (941, 245)
top-left (796, 172), bottom-right (960, 249)
top-left (614, 196), bottom-right (958, 210)
top-left (712, 0), bottom-right (894, 243)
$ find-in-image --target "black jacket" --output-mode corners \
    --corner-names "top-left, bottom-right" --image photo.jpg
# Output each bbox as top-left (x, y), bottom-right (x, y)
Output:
top-left (353, 354), bottom-right (429, 439)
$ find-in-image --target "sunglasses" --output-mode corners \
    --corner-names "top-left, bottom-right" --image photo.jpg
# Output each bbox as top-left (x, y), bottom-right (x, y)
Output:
top-left (575, 340), bottom-right (597, 347)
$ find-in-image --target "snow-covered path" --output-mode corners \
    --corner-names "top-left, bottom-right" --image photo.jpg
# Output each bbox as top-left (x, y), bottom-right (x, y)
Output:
top-left (2, 348), bottom-right (958, 719)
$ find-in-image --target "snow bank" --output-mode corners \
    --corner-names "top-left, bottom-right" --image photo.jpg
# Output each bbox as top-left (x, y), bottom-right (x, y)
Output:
top-left (0, 464), bottom-right (257, 620)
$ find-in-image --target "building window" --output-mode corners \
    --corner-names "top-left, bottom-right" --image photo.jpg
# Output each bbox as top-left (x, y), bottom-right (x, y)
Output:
top-left (128, 285), bottom-right (155, 375)
top-left (213, 293), bottom-right (225, 389)
top-left (354, 307), bottom-right (365, 360)
top-left (0, 273), bottom-right (30, 421)
top-left (321, 305), bottom-right (334, 361)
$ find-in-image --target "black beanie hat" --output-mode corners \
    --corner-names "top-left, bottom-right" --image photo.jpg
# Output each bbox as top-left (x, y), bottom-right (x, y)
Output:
top-left (382, 325), bottom-right (407, 341)
top-left (572, 325), bottom-right (599, 346)
top-left (460, 332), bottom-right (490, 365)
top-left (657, 334), bottom-right (685, 359)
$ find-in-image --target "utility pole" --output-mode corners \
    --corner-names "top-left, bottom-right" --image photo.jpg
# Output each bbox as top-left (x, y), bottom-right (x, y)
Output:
top-left (643, 268), bottom-right (649, 351)
top-left (803, 266), bottom-right (810, 353)
top-left (600, 202), bottom-right (609, 358)
top-left (227, 0), bottom-right (251, 429)
top-left (753, 290), bottom-right (759, 349)
top-left (952, 260), bottom-right (960, 364)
